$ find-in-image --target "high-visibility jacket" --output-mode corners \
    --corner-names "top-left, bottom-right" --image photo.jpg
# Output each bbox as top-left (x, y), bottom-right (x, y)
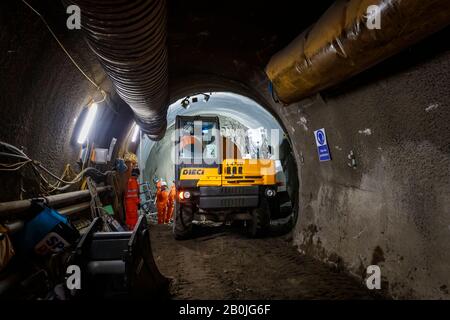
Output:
top-left (166, 185), bottom-right (176, 223)
top-left (125, 177), bottom-right (140, 229)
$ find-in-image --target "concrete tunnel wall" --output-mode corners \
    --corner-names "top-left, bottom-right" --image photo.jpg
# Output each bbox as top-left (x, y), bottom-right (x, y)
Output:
top-left (269, 37), bottom-right (450, 298)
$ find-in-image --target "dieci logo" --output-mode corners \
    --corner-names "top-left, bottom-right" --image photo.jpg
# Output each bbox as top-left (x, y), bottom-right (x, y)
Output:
top-left (182, 169), bottom-right (204, 175)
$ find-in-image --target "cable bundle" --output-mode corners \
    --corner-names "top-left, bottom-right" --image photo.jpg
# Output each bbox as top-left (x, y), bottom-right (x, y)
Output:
top-left (0, 141), bottom-right (106, 195)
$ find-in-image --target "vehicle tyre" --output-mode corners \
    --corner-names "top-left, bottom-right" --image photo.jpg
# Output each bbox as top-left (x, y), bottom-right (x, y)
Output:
top-left (247, 197), bottom-right (271, 237)
top-left (173, 201), bottom-right (194, 240)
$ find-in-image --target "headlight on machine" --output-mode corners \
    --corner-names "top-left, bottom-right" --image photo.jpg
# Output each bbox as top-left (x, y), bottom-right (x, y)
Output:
top-left (179, 191), bottom-right (191, 200)
top-left (183, 191), bottom-right (191, 199)
top-left (265, 188), bottom-right (276, 197)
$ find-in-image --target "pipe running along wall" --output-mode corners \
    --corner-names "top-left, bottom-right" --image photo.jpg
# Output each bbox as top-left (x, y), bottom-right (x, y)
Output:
top-left (266, 0), bottom-right (450, 104)
top-left (67, 0), bottom-right (169, 140)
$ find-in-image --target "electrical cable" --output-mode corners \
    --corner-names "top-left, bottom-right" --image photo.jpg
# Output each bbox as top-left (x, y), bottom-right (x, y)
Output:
top-left (20, 0), bottom-right (106, 104)
top-left (0, 141), bottom-right (108, 193)
top-left (0, 160), bottom-right (32, 170)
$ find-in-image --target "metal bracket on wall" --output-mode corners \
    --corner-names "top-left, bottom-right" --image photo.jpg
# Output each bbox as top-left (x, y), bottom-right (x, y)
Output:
top-left (347, 150), bottom-right (357, 169)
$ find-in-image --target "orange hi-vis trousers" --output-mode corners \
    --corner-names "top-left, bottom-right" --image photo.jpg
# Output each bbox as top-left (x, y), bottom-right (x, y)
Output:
top-left (166, 185), bottom-right (176, 223)
top-left (125, 177), bottom-right (140, 230)
top-left (156, 189), bottom-right (169, 224)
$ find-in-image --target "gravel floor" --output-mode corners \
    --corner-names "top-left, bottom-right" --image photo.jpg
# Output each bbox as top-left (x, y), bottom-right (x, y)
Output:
top-left (150, 223), bottom-right (379, 300)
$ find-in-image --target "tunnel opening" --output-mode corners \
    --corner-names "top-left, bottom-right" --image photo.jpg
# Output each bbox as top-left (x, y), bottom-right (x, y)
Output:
top-left (136, 91), bottom-right (300, 237)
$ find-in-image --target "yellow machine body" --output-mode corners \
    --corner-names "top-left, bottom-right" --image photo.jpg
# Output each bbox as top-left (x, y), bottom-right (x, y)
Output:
top-left (179, 159), bottom-right (276, 187)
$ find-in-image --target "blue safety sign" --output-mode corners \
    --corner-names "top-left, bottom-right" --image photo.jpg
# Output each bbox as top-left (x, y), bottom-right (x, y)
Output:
top-left (314, 128), bottom-right (331, 162)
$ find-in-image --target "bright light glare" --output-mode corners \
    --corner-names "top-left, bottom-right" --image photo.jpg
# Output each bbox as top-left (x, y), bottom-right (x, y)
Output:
top-left (77, 103), bottom-right (98, 144)
top-left (131, 124), bottom-right (140, 143)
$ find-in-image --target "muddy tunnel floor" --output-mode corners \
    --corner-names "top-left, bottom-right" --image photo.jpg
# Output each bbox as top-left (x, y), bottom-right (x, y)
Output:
top-left (150, 224), bottom-right (379, 300)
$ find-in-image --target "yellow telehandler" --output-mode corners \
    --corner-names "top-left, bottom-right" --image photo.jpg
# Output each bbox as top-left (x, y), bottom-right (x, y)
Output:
top-left (173, 115), bottom-right (278, 239)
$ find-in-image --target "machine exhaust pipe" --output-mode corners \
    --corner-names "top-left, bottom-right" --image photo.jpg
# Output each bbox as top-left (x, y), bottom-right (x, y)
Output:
top-left (266, 0), bottom-right (450, 105)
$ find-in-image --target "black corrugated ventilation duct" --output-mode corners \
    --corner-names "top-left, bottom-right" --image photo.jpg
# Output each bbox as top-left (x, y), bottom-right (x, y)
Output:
top-left (66, 0), bottom-right (169, 140)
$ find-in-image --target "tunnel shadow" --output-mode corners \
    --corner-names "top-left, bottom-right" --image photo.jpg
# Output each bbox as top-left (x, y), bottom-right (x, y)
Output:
top-left (184, 212), bottom-right (296, 241)
top-left (190, 223), bottom-right (229, 240)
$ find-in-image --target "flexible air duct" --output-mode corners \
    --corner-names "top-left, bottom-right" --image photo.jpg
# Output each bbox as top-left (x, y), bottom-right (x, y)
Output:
top-left (66, 0), bottom-right (169, 140)
top-left (266, 0), bottom-right (450, 105)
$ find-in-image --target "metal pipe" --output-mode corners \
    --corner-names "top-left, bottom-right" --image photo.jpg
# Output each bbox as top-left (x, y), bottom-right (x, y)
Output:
top-left (66, 0), bottom-right (169, 140)
top-left (266, 0), bottom-right (450, 104)
top-left (0, 186), bottom-right (111, 218)
top-left (58, 201), bottom-right (91, 216)
top-left (4, 202), bottom-right (91, 234)
top-left (3, 221), bottom-right (24, 235)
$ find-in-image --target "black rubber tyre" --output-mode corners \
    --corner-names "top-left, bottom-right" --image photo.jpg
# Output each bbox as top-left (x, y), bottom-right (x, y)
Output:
top-left (173, 202), bottom-right (194, 240)
top-left (247, 197), bottom-right (271, 238)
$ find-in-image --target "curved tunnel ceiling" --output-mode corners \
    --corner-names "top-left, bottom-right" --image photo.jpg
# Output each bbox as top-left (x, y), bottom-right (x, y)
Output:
top-left (139, 92), bottom-right (284, 166)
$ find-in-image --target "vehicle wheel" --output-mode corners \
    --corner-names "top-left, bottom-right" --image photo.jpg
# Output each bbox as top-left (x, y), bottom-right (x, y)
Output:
top-left (247, 197), bottom-right (271, 237)
top-left (173, 202), bottom-right (194, 240)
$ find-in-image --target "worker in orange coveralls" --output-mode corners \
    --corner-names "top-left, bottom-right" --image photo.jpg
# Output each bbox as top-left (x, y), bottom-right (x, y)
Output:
top-left (125, 168), bottom-right (140, 230)
top-left (165, 182), bottom-right (176, 223)
top-left (156, 180), bottom-right (169, 224)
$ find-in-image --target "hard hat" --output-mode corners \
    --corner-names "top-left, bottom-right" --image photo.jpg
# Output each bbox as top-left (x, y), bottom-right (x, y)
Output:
top-left (124, 152), bottom-right (137, 164)
top-left (161, 181), bottom-right (168, 187)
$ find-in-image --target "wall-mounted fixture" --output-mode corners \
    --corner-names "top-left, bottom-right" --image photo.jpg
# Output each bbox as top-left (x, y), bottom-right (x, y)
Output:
top-left (181, 93), bottom-right (211, 109)
top-left (347, 150), bottom-right (357, 169)
top-left (131, 124), bottom-right (140, 143)
top-left (181, 98), bottom-right (190, 109)
top-left (107, 137), bottom-right (117, 162)
top-left (77, 103), bottom-right (98, 145)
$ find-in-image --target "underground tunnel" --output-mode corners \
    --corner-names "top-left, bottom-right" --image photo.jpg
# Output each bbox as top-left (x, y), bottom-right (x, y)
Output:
top-left (0, 0), bottom-right (449, 307)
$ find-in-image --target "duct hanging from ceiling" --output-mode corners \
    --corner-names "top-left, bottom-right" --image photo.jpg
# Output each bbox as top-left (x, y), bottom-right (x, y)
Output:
top-left (67, 0), bottom-right (169, 140)
top-left (266, 0), bottom-right (450, 105)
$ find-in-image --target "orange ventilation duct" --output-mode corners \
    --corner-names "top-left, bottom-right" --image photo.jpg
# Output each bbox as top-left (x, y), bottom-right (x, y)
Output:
top-left (266, 0), bottom-right (450, 105)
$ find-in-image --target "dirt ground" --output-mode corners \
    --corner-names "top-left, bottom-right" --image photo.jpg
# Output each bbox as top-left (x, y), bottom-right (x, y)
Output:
top-left (150, 223), bottom-right (379, 300)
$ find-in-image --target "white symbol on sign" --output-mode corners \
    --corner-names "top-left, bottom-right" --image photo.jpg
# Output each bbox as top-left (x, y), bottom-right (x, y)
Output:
top-left (316, 131), bottom-right (325, 145)
top-left (314, 129), bottom-right (328, 147)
